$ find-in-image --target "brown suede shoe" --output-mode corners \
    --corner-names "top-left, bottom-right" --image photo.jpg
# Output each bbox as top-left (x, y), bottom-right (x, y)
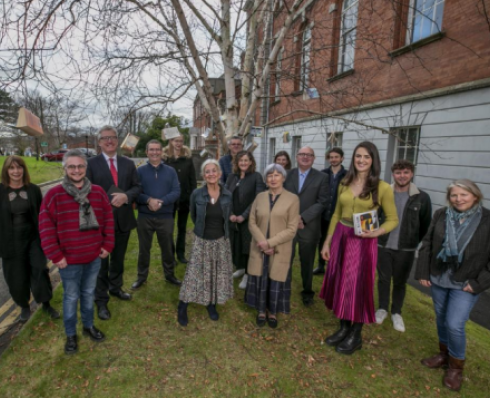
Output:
top-left (443, 356), bottom-right (465, 392)
top-left (421, 342), bottom-right (449, 369)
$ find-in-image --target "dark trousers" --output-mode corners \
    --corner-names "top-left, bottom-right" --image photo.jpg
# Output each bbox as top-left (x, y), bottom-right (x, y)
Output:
top-left (317, 218), bottom-right (330, 269)
top-left (291, 238), bottom-right (317, 300)
top-left (137, 217), bottom-right (176, 281)
top-left (2, 235), bottom-right (52, 308)
top-left (377, 247), bottom-right (416, 315)
top-left (95, 230), bottom-right (130, 306)
top-left (173, 201), bottom-right (190, 257)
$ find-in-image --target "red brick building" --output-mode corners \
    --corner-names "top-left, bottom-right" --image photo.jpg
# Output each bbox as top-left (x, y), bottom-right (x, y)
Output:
top-left (253, 0), bottom-right (490, 209)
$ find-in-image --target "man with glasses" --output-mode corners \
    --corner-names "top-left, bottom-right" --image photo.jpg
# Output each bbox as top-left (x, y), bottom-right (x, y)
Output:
top-left (219, 136), bottom-right (243, 184)
top-left (87, 126), bottom-right (141, 321)
top-left (39, 149), bottom-right (114, 354)
top-left (284, 146), bottom-right (329, 306)
top-left (131, 140), bottom-right (181, 289)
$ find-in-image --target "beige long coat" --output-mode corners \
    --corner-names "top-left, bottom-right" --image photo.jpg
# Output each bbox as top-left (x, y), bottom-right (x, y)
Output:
top-left (247, 189), bottom-right (300, 282)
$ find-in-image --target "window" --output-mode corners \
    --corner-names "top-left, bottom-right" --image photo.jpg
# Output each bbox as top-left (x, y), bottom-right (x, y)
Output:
top-left (269, 138), bottom-right (276, 164)
top-left (407, 0), bottom-right (445, 44)
top-left (338, 0), bottom-right (359, 74)
top-left (292, 136), bottom-right (302, 167)
top-left (301, 26), bottom-right (312, 90)
top-left (274, 49), bottom-right (283, 100)
top-left (393, 127), bottom-right (420, 166)
top-left (325, 132), bottom-right (343, 167)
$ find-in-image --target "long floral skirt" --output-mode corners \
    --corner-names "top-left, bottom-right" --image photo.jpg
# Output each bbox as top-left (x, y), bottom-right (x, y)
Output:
top-left (319, 223), bottom-right (378, 324)
top-left (179, 235), bottom-right (234, 306)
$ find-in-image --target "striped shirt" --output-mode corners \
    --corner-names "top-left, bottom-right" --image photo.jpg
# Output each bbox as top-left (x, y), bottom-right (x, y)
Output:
top-left (39, 184), bottom-right (115, 265)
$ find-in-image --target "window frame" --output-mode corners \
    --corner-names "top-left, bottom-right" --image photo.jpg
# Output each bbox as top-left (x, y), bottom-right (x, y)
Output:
top-left (338, 0), bottom-right (359, 74)
top-left (393, 126), bottom-right (421, 167)
top-left (269, 137), bottom-right (276, 164)
top-left (291, 136), bottom-right (302, 168)
top-left (406, 0), bottom-right (445, 45)
top-left (325, 132), bottom-right (343, 167)
top-left (300, 25), bottom-right (312, 91)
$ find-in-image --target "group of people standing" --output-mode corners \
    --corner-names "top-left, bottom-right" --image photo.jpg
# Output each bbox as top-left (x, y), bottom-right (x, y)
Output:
top-left (0, 131), bottom-right (488, 393)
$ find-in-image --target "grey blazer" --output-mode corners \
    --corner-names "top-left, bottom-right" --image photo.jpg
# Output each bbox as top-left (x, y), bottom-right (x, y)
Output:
top-left (415, 206), bottom-right (490, 294)
top-left (284, 167), bottom-right (329, 242)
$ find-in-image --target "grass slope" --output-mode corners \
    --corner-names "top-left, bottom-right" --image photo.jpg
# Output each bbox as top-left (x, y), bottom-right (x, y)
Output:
top-left (0, 225), bottom-right (489, 397)
top-left (0, 157), bottom-right (63, 184)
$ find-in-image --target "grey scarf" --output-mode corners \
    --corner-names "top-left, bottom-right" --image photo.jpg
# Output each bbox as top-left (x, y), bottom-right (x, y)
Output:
top-left (62, 176), bottom-right (100, 231)
top-left (437, 204), bottom-right (482, 271)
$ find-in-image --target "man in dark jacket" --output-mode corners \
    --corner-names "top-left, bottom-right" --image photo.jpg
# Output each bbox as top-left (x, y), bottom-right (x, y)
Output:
top-left (314, 147), bottom-right (347, 275)
top-left (219, 136), bottom-right (243, 184)
top-left (284, 146), bottom-right (329, 306)
top-left (87, 126), bottom-right (142, 321)
top-left (376, 159), bottom-right (432, 332)
top-left (131, 140), bottom-right (182, 290)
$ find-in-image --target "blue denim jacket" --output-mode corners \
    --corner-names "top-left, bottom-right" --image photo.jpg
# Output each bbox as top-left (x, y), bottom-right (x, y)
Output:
top-left (190, 185), bottom-right (232, 239)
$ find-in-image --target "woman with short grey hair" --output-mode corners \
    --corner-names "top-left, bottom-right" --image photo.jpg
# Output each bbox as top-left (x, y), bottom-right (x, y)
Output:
top-left (415, 179), bottom-right (490, 391)
top-left (245, 163), bottom-right (299, 328)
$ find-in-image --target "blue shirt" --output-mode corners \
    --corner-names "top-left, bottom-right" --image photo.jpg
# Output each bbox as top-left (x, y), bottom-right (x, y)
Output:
top-left (298, 168), bottom-right (311, 192)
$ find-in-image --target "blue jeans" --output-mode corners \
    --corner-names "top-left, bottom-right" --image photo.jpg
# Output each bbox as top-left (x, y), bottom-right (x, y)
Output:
top-left (59, 258), bottom-right (101, 336)
top-left (431, 284), bottom-right (480, 360)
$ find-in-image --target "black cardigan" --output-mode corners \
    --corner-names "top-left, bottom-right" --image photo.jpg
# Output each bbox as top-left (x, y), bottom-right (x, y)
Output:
top-left (0, 183), bottom-right (43, 259)
top-left (415, 206), bottom-right (490, 294)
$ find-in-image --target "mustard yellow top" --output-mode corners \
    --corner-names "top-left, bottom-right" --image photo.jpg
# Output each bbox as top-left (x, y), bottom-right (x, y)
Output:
top-left (328, 180), bottom-right (399, 236)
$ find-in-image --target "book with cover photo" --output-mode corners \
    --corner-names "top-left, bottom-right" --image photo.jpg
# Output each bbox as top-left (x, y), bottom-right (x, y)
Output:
top-left (353, 210), bottom-right (379, 236)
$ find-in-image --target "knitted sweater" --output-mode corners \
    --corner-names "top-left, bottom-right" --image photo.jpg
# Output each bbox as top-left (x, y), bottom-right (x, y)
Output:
top-left (39, 184), bottom-right (115, 264)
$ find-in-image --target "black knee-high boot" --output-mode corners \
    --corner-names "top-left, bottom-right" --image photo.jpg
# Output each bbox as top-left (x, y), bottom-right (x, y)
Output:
top-left (325, 319), bottom-right (351, 346)
top-left (336, 322), bottom-right (363, 355)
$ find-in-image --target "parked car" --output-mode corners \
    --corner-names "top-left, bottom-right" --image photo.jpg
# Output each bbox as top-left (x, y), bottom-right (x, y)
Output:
top-left (40, 149), bottom-right (68, 162)
top-left (78, 148), bottom-right (97, 158)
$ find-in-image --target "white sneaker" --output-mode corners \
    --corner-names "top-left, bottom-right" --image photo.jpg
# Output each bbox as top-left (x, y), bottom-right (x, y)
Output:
top-left (239, 274), bottom-right (248, 290)
top-left (375, 309), bottom-right (388, 324)
top-left (233, 269), bottom-right (245, 279)
top-left (391, 314), bottom-right (406, 332)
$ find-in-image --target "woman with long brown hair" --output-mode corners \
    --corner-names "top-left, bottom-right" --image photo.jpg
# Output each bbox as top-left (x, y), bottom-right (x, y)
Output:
top-left (0, 156), bottom-right (59, 322)
top-left (319, 142), bottom-right (398, 355)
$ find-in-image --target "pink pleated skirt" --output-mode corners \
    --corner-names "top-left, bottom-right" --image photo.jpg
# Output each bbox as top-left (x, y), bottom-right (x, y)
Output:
top-left (319, 223), bottom-right (377, 324)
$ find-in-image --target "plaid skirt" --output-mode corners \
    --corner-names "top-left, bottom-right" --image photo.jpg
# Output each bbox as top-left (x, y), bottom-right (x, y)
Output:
top-left (245, 254), bottom-right (291, 315)
top-left (179, 235), bottom-right (234, 306)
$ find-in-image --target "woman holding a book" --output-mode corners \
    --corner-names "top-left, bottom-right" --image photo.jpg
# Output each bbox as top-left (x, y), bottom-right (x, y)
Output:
top-left (319, 141), bottom-right (398, 355)
top-left (415, 180), bottom-right (490, 392)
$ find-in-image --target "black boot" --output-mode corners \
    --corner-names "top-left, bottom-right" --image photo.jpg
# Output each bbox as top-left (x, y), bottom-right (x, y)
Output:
top-left (336, 322), bottom-right (363, 355)
top-left (325, 319), bottom-right (351, 346)
top-left (177, 301), bottom-right (188, 327)
top-left (206, 304), bottom-right (219, 321)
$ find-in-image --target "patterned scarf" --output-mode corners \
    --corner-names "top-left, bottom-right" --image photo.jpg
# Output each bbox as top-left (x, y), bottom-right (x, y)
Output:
top-left (437, 204), bottom-right (482, 271)
top-left (62, 176), bottom-right (100, 231)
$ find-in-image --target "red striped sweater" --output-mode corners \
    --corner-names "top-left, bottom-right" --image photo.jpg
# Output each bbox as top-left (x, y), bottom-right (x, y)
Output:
top-left (39, 184), bottom-right (115, 264)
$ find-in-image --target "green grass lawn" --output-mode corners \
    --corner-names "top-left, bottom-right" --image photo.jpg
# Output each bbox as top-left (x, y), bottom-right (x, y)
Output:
top-left (0, 156), bottom-right (63, 184)
top-left (1, 225), bottom-right (489, 397)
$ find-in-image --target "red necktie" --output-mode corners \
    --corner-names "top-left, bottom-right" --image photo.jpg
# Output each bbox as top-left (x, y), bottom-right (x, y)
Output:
top-left (109, 158), bottom-right (118, 187)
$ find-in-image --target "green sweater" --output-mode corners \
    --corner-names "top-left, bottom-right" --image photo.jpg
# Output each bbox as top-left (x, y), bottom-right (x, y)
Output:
top-left (328, 180), bottom-right (399, 236)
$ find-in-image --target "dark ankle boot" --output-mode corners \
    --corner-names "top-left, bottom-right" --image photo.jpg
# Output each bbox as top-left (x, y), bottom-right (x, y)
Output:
top-left (443, 356), bottom-right (465, 392)
top-left (177, 301), bottom-right (188, 327)
top-left (325, 319), bottom-right (351, 346)
top-left (421, 342), bottom-right (449, 369)
top-left (336, 322), bottom-right (363, 355)
top-left (206, 304), bottom-right (219, 321)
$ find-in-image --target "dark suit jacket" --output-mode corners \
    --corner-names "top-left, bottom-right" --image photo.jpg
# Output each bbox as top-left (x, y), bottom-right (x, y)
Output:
top-left (415, 206), bottom-right (490, 294)
top-left (284, 167), bottom-right (329, 242)
top-left (87, 154), bottom-right (142, 233)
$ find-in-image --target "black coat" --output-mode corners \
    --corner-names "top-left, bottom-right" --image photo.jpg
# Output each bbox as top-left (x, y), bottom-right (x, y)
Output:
top-left (0, 183), bottom-right (43, 259)
top-left (86, 154), bottom-right (142, 233)
top-left (225, 172), bottom-right (266, 256)
top-left (378, 184), bottom-right (432, 250)
top-left (162, 146), bottom-right (197, 204)
top-left (321, 165), bottom-right (347, 221)
top-left (415, 206), bottom-right (490, 294)
top-left (284, 168), bottom-right (329, 242)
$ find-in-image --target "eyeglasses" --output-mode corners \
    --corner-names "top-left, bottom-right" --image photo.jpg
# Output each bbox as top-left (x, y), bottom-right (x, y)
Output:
top-left (66, 165), bottom-right (87, 170)
top-left (297, 153), bottom-right (314, 158)
top-left (100, 136), bottom-right (118, 142)
top-left (230, 143), bottom-right (242, 146)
